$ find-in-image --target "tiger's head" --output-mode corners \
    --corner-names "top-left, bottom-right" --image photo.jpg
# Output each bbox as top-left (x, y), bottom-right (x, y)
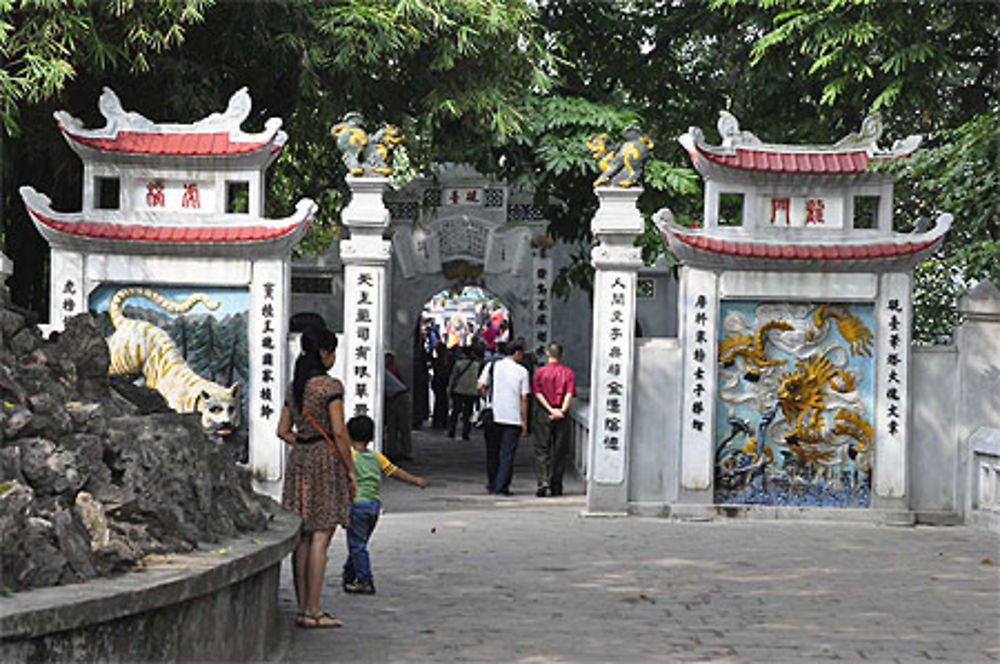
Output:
top-left (196, 383), bottom-right (241, 437)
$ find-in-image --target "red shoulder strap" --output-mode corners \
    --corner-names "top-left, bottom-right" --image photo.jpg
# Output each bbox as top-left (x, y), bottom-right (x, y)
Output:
top-left (303, 406), bottom-right (352, 471)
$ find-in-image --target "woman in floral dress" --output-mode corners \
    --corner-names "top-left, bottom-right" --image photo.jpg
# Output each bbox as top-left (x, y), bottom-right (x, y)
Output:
top-left (277, 326), bottom-right (356, 628)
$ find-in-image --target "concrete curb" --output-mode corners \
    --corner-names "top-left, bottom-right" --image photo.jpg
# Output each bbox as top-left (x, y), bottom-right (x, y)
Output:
top-left (0, 508), bottom-right (300, 640)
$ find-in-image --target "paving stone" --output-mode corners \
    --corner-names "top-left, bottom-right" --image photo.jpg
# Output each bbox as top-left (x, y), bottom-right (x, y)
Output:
top-left (279, 427), bottom-right (1000, 663)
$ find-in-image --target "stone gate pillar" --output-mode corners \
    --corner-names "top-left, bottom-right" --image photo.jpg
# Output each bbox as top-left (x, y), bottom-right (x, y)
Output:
top-left (340, 176), bottom-right (392, 451)
top-left (586, 187), bottom-right (644, 514)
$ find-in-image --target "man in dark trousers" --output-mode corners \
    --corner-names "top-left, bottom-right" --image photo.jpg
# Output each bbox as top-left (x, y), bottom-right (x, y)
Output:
top-left (531, 342), bottom-right (576, 497)
top-left (477, 341), bottom-right (529, 495)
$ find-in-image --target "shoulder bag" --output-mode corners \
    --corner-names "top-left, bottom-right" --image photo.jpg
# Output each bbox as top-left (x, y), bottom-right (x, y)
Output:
top-left (479, 360), bottom-right (496, 428)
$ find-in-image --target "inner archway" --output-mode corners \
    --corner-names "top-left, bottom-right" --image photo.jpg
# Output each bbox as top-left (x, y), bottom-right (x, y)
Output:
top-left (412, 285), bottom-right (513, 431)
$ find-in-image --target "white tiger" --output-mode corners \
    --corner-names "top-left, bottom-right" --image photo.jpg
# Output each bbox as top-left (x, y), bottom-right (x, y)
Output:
top-left (105, 287), bottom-right (241, 436)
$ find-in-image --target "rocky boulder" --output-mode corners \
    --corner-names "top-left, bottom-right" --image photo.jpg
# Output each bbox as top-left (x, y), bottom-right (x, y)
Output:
top-left (0, 312), bottom-right (273, 593)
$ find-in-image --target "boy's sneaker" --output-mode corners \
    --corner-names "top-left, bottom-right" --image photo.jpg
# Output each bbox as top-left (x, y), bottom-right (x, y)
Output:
top-left (341, 570), bottom-right (354, 591)
top-left (344, 579), bottom-right (376, 595)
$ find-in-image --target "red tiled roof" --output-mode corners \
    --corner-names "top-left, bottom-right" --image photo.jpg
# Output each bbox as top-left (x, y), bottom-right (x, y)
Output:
top-left (689, 144), bottom-right (872, 174)
top-left (665, 229), bottom-right (941, 261)
top-left (60, 129), bottom-right (272, 156)
top-left (29, 209), bottom-right (301, 244)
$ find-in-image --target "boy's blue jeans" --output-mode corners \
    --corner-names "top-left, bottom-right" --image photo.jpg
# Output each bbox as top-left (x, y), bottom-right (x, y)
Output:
top-left (343, 499), bottom-right (380, 583)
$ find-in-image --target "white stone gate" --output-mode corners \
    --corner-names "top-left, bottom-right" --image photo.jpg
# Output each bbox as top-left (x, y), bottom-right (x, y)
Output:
top-left (319, 165), bottom-right (551, 452)
top-left (21, 88), bottom-right (315, 484)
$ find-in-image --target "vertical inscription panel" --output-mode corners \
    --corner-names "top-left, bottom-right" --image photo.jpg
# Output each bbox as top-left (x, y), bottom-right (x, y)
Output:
top-left (50, 251), bottom-right (85, 331)
top-left (532, 251), bottom-right (553, 363)
top-left (343, 264), bottom-right (386, 449)
top-left (249, 259), bottom-right (288, 481)
top-left (875, 272), bottom-right (911, 499)
top-left (680, 268), bottom-right (718, 491)
top-left (589, 270), bottom-right (636, 484)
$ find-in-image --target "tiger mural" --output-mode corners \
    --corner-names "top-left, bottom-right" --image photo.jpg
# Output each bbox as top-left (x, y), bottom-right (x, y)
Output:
top-left (106, 287), bottom-right (241, 436)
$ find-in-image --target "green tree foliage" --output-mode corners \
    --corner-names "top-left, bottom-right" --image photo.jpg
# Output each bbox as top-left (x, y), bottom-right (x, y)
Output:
top-left (712, 0), bottom-right (999, 129)
top-left (187, 316), bottom-right (216, 381)
top-left (2, 0), bottom-right (997, 340)
top-left (0, 0), bottom-right (214, 134)
top-left (1, 0), bottom-right (555, 314)
top-left (515, 0), bottom-right (895, 297)
top-left (713, 0), bottom-right (999, 340)
top-left (889, 114), bottom-right (1000, 341)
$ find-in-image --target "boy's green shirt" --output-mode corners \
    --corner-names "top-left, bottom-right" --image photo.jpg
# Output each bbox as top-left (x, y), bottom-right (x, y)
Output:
top-left (351, 447), bottom-right (398, 502)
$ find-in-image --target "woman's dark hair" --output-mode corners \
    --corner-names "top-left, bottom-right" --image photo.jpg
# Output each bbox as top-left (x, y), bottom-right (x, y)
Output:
top-left (292, 326), bottom-right (337, 410)
top-left (289, 311), bottom-right (328, 333)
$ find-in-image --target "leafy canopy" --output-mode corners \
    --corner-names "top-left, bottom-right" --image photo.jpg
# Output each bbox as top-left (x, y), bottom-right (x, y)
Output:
top-left (0, 0), bottom-right (214, 135)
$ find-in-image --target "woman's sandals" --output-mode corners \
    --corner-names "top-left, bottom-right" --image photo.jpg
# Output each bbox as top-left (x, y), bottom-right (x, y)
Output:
top-left (297, 611), bottom-right (343, 629)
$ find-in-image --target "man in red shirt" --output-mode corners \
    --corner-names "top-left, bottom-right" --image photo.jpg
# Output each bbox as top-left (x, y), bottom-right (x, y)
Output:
top-left (531, 342), bottom-right (576, 497)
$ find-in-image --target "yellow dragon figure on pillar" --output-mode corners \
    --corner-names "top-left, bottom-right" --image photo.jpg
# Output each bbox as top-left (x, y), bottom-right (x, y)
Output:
top-left (331, 112), bottom-right (405, 177)
top-left (586, 124), bottom-right (654, 188)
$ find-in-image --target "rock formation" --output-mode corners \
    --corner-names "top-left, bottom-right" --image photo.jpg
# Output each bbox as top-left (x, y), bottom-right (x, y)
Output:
top-left (0, 310), bottom-right (271, 592)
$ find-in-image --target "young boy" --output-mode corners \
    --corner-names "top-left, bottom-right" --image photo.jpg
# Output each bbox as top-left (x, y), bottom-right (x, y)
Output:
top-left (342, 415), bottom-right (427, 595)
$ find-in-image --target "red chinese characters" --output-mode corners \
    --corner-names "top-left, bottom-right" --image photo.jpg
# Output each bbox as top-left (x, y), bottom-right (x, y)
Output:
top-left (146, 182), bottom-right (165, 208)
top-left (770, 197), bottom-right (790, 225)
top-left (182, 183), bottom-right (201, 209)
top-left (805, 198), bottom-right (825, 225)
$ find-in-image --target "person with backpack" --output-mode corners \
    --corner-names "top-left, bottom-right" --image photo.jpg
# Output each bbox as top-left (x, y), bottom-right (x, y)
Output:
top-left (447, 345), bottom-right (480, 440)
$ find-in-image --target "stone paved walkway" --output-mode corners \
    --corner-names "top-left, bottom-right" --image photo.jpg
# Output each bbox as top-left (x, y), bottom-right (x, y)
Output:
top-left (277, 426), bottom-right (1000, 663)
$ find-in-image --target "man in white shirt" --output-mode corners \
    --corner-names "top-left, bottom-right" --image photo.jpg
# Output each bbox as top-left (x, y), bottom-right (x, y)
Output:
top-left (477, 340), bottom-right (530, 495)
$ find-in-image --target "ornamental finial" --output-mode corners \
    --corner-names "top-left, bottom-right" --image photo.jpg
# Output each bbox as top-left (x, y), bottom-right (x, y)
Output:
top-left (585, 124), bottom-right (654, 188)
top-left (331, 113), bottom-right (405, 177)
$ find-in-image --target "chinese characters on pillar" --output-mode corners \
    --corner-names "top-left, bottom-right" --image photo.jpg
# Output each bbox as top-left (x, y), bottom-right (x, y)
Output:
top-left (590, 265), bottom-right (635, 484)
top-left (258, 282), bottom-right (277, 420)
top-left (884, 298), bottom-right (904, 437)
top-left (349, 270), bottom-right (377, 417)
top-left (690, 294), bottom-right (709, 435)
top-left (874, 276), bottom-right (909, 498)
top-left (599, 276), bottom-right (631, 454)
top-left (532, 253), bottom-right (552, 362)
top-left (62, 279), bottom-right (77, 314)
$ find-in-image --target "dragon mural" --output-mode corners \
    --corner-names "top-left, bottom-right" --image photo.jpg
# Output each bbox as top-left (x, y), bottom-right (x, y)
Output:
top-left (715, 302), bottom-right (875, 506)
